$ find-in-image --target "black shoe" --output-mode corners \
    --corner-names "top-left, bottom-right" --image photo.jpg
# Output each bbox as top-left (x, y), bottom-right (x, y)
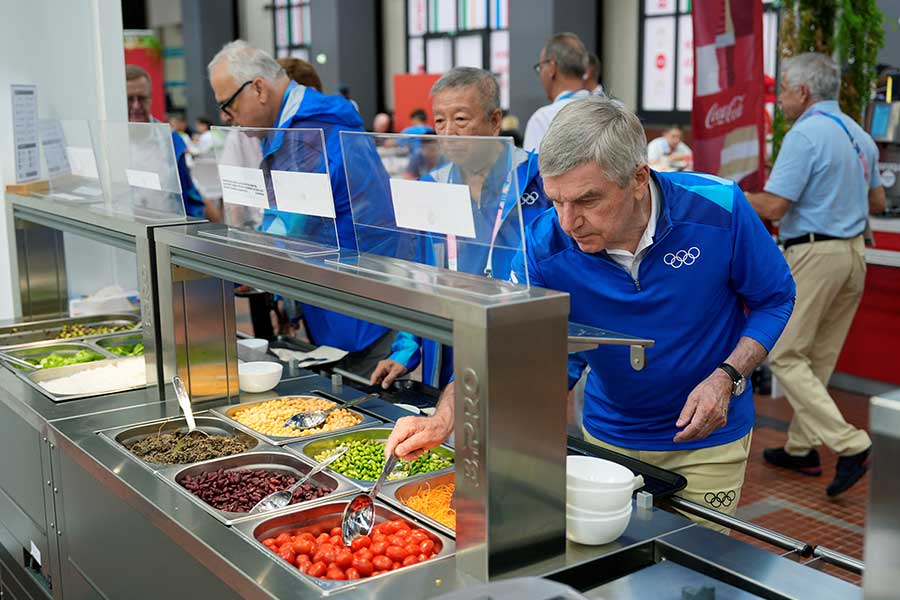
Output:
top-left (763, 447), bottom-right (822, 476)
top-left (827, 447), bottom-right (871, 497)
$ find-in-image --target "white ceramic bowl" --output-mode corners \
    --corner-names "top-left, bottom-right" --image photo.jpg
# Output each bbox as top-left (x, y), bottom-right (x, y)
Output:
top-left (238, 361), bottom-right (283, 393)
top-left (566, 501), bottom-right (631, 520)
top-left (567, 455), bottom-right (637, 489)
top-left (566, 505), bottom-right (632, 545)
top-left (567, 483), bottom-right (635, 513)
top-left (237, 338), bottom-right (269, 353)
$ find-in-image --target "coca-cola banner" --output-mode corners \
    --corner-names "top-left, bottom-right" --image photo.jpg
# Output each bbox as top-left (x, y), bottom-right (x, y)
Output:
top-left (691, 0), bottom-right (765, 191)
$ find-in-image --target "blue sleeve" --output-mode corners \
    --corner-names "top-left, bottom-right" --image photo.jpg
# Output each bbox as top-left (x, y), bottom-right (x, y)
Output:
top-left (388, 331), bottom-right (422, 371)
top-left (567, 352), bottom-right (588, 390)
top-left (510, 222), bottom-right (544, 288)
top-left (763, 129), bottom-right (813, 202)
top-left (730, 185), bottom-right (796, 351)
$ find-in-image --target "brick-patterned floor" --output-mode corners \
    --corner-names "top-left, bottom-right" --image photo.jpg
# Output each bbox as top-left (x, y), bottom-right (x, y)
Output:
top-left (736, 388), bottom-right (872, 585)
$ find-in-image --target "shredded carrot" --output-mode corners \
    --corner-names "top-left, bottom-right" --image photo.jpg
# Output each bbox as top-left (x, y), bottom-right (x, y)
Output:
top-left (403, 483), bottom-right (456, 530)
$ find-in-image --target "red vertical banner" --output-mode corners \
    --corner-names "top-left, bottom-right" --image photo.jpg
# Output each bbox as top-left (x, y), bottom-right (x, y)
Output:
top-left (691, 0), bottom-right (765, 191)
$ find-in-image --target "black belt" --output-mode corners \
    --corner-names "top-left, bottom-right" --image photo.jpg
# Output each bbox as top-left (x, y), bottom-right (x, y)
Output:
top-left (782, 233), bottom-right (846, 250)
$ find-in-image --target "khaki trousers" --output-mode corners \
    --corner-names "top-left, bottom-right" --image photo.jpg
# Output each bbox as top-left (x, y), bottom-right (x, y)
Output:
top-left (768, 236), bottom-right (871, 457)
top-left (583, 429), bottom-right (752, 534)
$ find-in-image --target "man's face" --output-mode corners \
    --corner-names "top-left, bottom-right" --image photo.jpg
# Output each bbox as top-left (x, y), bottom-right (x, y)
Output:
top-left (210, 63), bottom-right (268, 128)
top-left (544, 162), bottom-right (649, 254)
top-left (127, 77), bottom-right (152, 123)
top-left (778, 72), bottom-right (809, 122)
top-left (432, 86), bottom-right (502, 168)
top-left (664, 128), bottom-right (682, 149)
top-left (536, 48), bottom-right (555, 99)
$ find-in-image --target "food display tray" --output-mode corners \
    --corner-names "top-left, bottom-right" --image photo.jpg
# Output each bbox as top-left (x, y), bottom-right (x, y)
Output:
top-left (97, 414), bottom-right (262, 473)
top-left (232, 500), bottom-right (455, 594)
top-left (20, 355), bottom-right (149, 402)
top-left (289, 426), bottom-right (455, 488)
top-left (380, 471), bottom-right (456, 538)
top-left (92, 331), bottom-right (145, 354)
top-left (155, 448), bottom-right (357, 526)
top-left (210, 390), bottom-right (382, 447)
top-left (0, 313), bottom-right (140, 348)
top-left (0, 339), bottom-right (117, 371)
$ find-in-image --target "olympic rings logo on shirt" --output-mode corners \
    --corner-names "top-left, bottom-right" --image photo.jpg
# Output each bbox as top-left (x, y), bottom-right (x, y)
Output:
top-left (663, 246), bottom-right (701, 269)
top-left (521, 191), bottom-right (541, 205)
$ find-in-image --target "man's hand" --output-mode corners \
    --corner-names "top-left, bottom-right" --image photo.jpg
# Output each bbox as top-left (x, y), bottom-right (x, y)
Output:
top-left (384, 414), bottom-right (453, 461)
top-left (370, 359), bottom-right (409, 389)
top-left (673, 369), bottom-right (733, 442)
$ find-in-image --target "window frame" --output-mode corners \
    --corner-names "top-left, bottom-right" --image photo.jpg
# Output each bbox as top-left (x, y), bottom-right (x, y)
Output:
top-left (271, 0), bottom-right (312, 59)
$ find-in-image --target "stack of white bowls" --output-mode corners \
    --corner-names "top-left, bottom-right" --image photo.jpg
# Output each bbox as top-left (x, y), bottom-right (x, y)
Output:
top-left (566, 455), bottom-right (644, 545)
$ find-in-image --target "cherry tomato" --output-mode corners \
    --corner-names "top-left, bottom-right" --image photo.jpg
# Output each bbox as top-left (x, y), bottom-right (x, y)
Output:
top-left (354, 548), bottom-right (373, 562)
top-left (277, 548), bottom-right (296, 563)
top-left (419, 539), bottom-right (435, 555)
top-left (393, 519), bottom-right (410, 530)
top-left (292, 538), bottom-right (314, 556)
top-left (262, 537), bottom-right (277, 547)
top-left (352, 557), bottom-right (374, 577)
top-left (297, 562), bottom-right (310, 574)
top-left (402, 555), bottom-right (419, 567)
top-left (405, 543), bottom-right (420, 557)
top-left (313, 545), bottom-right (336, 565)
top-left (297, 532), bottom-right (315, 542)
top-left (409, 530), bottom-right (428, 544)
top-left (330, 526), bottom-right (343, 537)
top-left (370, 541), bottom-right (388, 556)
top-left (316, 533), bottom-right (330, 544)
top-left (380, 521), bottom-right (398, 535)
top-left (372, 555), bottom-right (392, 571)
top-left (391, 562), bottom-right (401, 570)
top-left (346, 567), bottom-right (361, 580)
top-left (275, 533), bottom-right (292, 545)
top-left (372, 570), bottom-right (387, 576)
top-left (385, 545), bottom-right (408, 562)
top-left (417, 553), bottom-right (429, 563)
top-left (350, 535), bottom-right (372, 552)
top-left (329, 535), bottom-right (344, 547)
top-left (326, 568), bottom-right (346, 580)
top-left (335, 549), bottom-right (353, 569)
top-left (372, 532), bottom-right (388, 544)
top-left (307, 561), bottom-right (327, 578)
top-left (296, 554), bottom-right (311, 566)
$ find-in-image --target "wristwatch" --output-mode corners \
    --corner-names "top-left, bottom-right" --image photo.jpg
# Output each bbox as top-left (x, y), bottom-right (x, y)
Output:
top-left (718, 363), bottom-right (747, 397)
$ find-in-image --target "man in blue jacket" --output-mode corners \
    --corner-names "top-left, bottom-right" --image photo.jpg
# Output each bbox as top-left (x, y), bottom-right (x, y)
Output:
top-left (208, 41), bottom-right (392, 375)
top-left (386, 98), bottom-right (795, 528)
top-left (368, 67), bottom-right (551, 390)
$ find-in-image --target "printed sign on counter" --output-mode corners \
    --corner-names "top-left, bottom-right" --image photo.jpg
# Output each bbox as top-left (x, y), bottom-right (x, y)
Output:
top-left (40, 120), bottom-right (70, 177)
top-left (125, 169), bottom-right (163, 191)
top-left (66, 146), bottom-right (100, 179)
top-left (389, 178), bottom-right (476, 238)
top-left (271, 170), bottom-right (335, 218)
top-left (218, 164), bottom-right (269, 208)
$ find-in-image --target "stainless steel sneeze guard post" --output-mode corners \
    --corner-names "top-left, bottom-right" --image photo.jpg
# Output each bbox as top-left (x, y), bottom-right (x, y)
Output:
top-left (864, 393), bottom-right (900, 600)
top-left (153, 223), bottom-right (571, 582)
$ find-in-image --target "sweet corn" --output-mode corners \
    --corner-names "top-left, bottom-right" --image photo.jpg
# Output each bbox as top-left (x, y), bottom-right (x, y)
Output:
top-left (230, 396), bottom-right (363, 437)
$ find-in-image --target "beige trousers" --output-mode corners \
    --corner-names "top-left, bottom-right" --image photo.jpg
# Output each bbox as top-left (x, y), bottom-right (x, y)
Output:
top-left (583, 429), bottom-right (752, 534)
top-left (768, 236), bottom-right (871, 457)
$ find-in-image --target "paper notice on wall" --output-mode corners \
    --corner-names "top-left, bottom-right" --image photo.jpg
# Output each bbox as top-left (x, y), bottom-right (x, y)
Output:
top-left (11, 84), bottom-right (40, 182)
top-left (218, 164), bottom-right (269, 208)
top-left (66, 146), bottom-right (100, 179)
top-left (271, 170), bottom-right (335, 218)
top-left (40, 120), bottom-right (70, 177)
top-left (126, 168), bottom-right (162, 191)
top-left (389, 178), bottom-right (475, 238)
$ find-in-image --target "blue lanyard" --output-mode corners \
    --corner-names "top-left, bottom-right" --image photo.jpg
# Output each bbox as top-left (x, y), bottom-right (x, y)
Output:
top-left (813, 110), bottom-right (871, 184)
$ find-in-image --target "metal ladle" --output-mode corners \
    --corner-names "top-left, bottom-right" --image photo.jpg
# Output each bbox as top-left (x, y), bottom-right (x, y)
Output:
top-left (172, 375), bottom-right (208, 436)
top-left (341, 454), bottom-right (398, 546)
top-left (284, 393), bottom-right (378, 430)
top-left (249, 446), bottom-right (349, 514)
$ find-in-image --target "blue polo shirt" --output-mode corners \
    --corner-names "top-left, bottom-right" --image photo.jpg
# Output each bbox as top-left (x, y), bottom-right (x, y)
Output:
top-left (765, 100), bottom-right (881, 240)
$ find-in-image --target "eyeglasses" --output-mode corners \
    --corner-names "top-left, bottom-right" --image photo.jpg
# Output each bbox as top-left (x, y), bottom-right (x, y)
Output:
top-left (127, 95), bottom-right (150, 106)
top-left (533, 59), bottom-right (553, 75)
top-left (217, 80), bottom-right (253, 118)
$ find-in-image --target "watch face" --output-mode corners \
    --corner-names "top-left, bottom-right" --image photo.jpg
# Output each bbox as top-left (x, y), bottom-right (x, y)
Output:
top-left (735, 378), bottom-right (747, 396)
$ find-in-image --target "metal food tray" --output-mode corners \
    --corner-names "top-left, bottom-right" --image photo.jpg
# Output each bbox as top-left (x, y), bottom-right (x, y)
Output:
top-left (290, 427), bottom-right (455, 488)
top-left (97, 414), bottom-right (262, 473)
top-left (380, 471), bottom-right (456, 538)
top-left (155, 448), bottom-right (357, 526)
top-left (0, 313), bottom-right (141, 348)
top-left (233, 500), bottom-right (455, 594)
top-left (21, 356), bottom-right (149, 403)
top-left (92, 331), bottom-right (145, 355)
top-left (210, 391), bottom-right (381, 446)
top-left (0, 340), bottom-right (116, 371)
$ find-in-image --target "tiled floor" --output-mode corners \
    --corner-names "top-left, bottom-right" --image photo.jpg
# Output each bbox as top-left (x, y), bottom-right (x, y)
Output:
top-left (735, 388), bottom-right (872, 585)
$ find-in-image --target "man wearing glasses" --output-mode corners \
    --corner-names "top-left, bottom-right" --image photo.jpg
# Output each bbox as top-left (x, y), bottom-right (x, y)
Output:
top-left (125, 65), bottom-right (207, 219)
top-left (206, 41), bottom-right (394, 377)
top-left (523, 32), bottom-right (592, 153)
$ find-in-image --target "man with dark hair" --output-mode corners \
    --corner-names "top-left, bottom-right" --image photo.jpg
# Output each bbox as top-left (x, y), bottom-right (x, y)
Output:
top-left (125, 64), bottom-right (206, 218)
top-left (399, 107), bottom-right (434, 154)
top-left (524, 32), bottom-right (592, 152)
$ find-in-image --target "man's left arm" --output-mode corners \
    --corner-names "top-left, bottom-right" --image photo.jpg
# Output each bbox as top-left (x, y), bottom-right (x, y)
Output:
top-left (675, 186), bottom-right (796, 442)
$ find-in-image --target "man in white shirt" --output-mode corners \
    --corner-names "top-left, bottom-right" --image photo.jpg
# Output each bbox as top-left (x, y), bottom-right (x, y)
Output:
top-left (584, 52), bottom-right (606, 97)
top-left (523, 32), bottom-right (591, 152)
top-left (647, 125), bottom-right (693, 171)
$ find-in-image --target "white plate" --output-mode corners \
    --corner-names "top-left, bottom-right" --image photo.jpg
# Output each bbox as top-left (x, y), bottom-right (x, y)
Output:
top-left (394, 403), bottom-right (421, 415)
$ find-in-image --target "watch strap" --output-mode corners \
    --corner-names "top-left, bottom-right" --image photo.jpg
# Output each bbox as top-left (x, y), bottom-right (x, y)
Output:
top-left (718, 362), bottom-right (743, 385)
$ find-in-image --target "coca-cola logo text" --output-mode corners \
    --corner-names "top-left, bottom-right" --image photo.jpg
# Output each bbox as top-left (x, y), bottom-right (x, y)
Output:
top-left (704, 95), bottom-right (745, 129)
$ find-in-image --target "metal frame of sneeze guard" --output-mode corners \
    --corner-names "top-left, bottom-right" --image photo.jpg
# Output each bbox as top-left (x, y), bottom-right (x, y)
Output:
top-left (337, 131), bottom-right (530, 298)
top-left (153, 222), bottom-right (569, 582)
top-left (200, 125), bottom-right (341, 258)
top-left (38, 118), bottom-right (106, 204)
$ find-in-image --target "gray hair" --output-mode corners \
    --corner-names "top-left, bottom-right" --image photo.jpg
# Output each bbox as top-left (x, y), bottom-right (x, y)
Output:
top-left (539, 97), bottom-right (647, 187)
top-left (783, 52), bottom-right (840, 101)
top-left (543, 33), bottom-right (588, 78)
top-left (430, 67), bottom-right (500, 118)
top-left (207, 40), bottom-right (286, 84)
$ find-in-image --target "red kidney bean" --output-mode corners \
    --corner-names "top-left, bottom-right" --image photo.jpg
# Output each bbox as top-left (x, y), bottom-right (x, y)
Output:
top-left (180, 468), bottom-right (332, 512)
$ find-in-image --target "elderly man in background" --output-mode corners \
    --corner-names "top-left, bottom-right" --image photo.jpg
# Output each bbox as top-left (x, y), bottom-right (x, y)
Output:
top-left (207, 41), bottom-right (393, 376)
top-left (747, 52), bottom-right (886, 497)
top-left (386, 98), bottom-right (796, 531)
top-left (370, 67), bottom-right (551, 390)
top-left (126, 64), bottom-right (207, 219)
top-left (524, 32), bottom-right (592, 152)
